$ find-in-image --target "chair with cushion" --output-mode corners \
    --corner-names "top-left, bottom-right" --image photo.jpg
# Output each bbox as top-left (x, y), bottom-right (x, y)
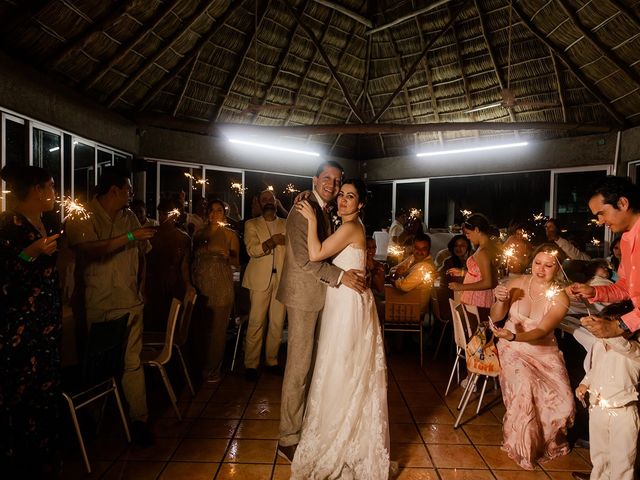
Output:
top-left (143, 289), bottom-right (197, 396)
top-left (384, 285), bottom-right (428, 367)
top-left (141, 298), bottom-right (182, 419)
top-left (62, 314), bottom-right (131, 474)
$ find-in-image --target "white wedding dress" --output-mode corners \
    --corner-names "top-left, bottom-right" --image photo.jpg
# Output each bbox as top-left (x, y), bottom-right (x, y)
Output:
top-left (291, 245), bottom-right (390, 480)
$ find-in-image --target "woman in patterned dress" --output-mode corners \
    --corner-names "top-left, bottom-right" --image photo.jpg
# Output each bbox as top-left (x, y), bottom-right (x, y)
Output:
top-left (0, 165), bottom-right (63, 476)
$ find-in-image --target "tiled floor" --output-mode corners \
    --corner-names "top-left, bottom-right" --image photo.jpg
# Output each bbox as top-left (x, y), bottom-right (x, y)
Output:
top-left (62, 352), bottom-right (592, 479)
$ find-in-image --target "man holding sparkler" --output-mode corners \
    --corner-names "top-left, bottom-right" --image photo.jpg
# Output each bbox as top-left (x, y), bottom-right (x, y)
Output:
top-left (66, 167), bottom-right (157, 446)
top-left (569, 176), bottom-right (640, 339)
top-left (390, 233), bottom-right (436, 312)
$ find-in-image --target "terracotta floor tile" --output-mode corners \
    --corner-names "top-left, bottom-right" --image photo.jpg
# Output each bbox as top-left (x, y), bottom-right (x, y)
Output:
top-left (235, 419), bottom-right (280, 439)
top-left (462, 424), bottom-right (504, 445)
top-left (437, 468), bottom-right (496, 480)
top-left (389, 404), bottom-right (414, 423)
top-left (214, 463), bottom-right (273, 479)
top-left (390, 442), bottom-right (433, 467)
top-left (572, 447), bottom-right (591, 465)
top-left (390, 422), bottom-right (423, 443)
top-left (224, 439), bottom-right (278, 463)
top-left (427, 444), bottom-right (487, 469)
top-left (410, 405), bottom-right (456, 424)
top-left (244, 401), bottom-right (281, 420)
top-left (250, 389), bottom-right (282, 404)
top-left (150, 417), bottom-right (194, 438)
top-left (477, 445), bottom-right (533, 470)
top-left (172, 438), bottom-right (229, 462)
top-left (160, 401), bottom-right (206, 419)
top-left (456, 409), bottom-right (501, 427)
top-left (201, 402), bottom-right (245, 419)
top-left (418, 423), bottom-right (470, 444)
top-left (59, 460), bottom-right (112, 479)
top-left (539, 450), bottom-right (591, 471)
top-left (188, 418), bottom-right (239, 438)
top-left (101, 460), bottom-right (166, 480)
top-left (180, 386), bottom-right (215, 403)
top-left (64, 433), bottom-right (128, 462)
top-left (492, 470), bottom-right (550, 480)
top-left (122, 437), bottom-right (180, 461)
top-left (158, 461), bottom-right (219, 479)
top-left (394, 467), bottom-right (439, 479)
top-left (272, 463), bottom-right (291, 480)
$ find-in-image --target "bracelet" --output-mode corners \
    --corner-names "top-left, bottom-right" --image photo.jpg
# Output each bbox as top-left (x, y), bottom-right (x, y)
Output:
top-left (18, 250), bottom-right (36, 262)
top-left (508, 331), bottom-right (516, 342)
top-left (126, 231), bottom-right (135, 242)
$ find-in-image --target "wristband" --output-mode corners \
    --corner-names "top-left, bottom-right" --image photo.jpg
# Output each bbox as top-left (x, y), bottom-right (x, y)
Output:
top-left (618, 318), bottom-right (630, 333)
top-left (507, 331), bottom-right (516, 341)
top-left (126, 231), bottom-right (135, 242)
top-left (18, 250), bottom-right (36, 262)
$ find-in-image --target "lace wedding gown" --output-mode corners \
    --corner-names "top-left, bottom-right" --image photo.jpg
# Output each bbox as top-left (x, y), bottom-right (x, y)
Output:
top-left (291, 245), bottom-right (390, 480)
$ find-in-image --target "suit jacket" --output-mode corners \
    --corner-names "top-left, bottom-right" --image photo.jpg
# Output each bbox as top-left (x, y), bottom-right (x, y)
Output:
top-left (242, 216), bottom-right (286, 291)
top-left (276, 195), bottom-right (342, 311)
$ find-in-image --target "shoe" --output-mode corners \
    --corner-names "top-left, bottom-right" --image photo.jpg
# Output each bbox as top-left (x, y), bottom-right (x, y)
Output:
top-left (571, 472), bottom-right (591, 480)
top-left (266, 364), bottom-right (284, 376)
top-left (245, 368), bottom-right (258, 381)
top-left (205, 370), bottom-right (222, 384)
top-left (277, 443), bottom-right (297, 463)
top-left (131, 420), bottom-right (154, 447)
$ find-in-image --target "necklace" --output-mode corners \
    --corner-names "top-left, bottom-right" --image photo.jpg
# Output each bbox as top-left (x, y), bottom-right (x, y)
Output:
top-left (526, 276), bottom-right (550, 303)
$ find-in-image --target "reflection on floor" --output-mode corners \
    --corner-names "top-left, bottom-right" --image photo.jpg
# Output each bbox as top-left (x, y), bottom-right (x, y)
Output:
top-left (62, 352), bottom-right (592, 479)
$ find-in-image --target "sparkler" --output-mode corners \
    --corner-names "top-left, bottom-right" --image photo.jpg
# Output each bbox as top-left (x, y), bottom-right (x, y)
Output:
top-left (2, 190), bottom-right (10, 194)
top-left (266, 185), bottom-right (274, 192)
top-left (387, 245), bottom-right (404, 258)
top-left (421, 269), bottom-right (433, 285)
top-left (520, 230), bottom-right (531, 241)
top-left (532, 212), bottom-right (545, 222)
top-left (167, 209), bottom-right (181, 220)
top-left (217, 221), bottom-right (230, 227)
top-left (585, 381), bottom-right (640, 416)
top-left (544, 284), bottom-right (562, 303)
top-left (409, 208), bottom-right (421, 220)
top-left (284, 183), bottom-right (299, 195)
top-left (549, 249), bottom-right (592, 315)
top-left (184, 172), bottom-right (209, 188)
top-left (591, 237), bottom-right (601, 246)
top-left (60, 197), bottom-right (90, 220)
top-left (502, 246), bottom-right (515, 277)
top-left (230, 182), bottom-right (246, 195)
top-left (460, 209), bottom-right (472, 218)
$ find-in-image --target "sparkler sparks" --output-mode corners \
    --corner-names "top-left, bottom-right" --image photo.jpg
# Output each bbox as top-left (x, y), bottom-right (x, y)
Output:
top-left (230, 182), bottom-right (246, 195)
top-left (422, 270), bottom-right (433, 284)
top-left (591, 237), bottom-right (601, 246)
top-left (409, 208), bottom-right (421, 220)
top-left (532, 212), bottom-right (545, 222)
top-left (167, 209), bottom-right (181, 220)
top-left (460, 209), bottom-right (472, 218)
top-left (387, 245), bottom-right (404, 258)
top-left (60, 197), bottom-right (90, 220)
top-left (217, 221), bottom-right (230, 228)
top-left (544, 284), bottom-right (562, 302)
top-left (520, 230), bottom-right (531, 241)
top-left (284, 184), bottom-right (299, 194)
top-left (184, 172), bottom-right (208, 188)
top-left (266, 185), bottom-right (274, 192)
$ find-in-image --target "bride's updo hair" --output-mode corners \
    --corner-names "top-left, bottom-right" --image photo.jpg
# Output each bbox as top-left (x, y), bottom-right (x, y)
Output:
top-left (342, 178), bottom-right (368, 207)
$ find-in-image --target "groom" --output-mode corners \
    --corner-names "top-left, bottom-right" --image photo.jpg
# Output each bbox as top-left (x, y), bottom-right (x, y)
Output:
top-left (276, 160), bottom-right (366, 462)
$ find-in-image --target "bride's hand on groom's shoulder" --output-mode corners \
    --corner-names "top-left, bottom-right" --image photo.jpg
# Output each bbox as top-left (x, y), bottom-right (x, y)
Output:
top-left (294, 190), bottom-right (313, 204)
top-left (295, 200), bottom-right (316, 222)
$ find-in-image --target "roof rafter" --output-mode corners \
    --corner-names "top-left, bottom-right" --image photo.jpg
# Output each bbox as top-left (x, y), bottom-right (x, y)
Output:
top-left (210, 0), bottom-right (270, 123)
top-left (137, 0), bottom-right (246, 112)
top-left (48, 0), bottom-right (135, 71)
top-left (371, 0), bottom-right (470, 123)
top-left (312, 0), bottom-right (372, 28)
top-left (557, 0), bottom-right (640, 89)
top-left (279, 0), bottom-right (366, 123)
top-left (511, 1), bottom-right (626, 126)
top-left (549, 49), bottom-right (568, 123)
top-left (106, 0), bottom-right (221, 108)
top-left (82, 0), bottom-right (182, 91)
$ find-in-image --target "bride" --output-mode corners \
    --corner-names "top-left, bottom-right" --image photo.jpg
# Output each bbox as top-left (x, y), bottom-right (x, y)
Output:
top-left (291, 178), bottom-right (390, 480)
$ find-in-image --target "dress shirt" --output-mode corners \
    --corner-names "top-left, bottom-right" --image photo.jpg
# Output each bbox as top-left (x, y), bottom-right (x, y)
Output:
top-left (592, 217), bottom-right (640, 331)
top-left (555, 237), bottom-right (590, 261)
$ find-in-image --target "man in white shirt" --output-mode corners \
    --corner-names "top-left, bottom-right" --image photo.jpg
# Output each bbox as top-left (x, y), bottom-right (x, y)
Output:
top-left (545, 218), bottom-right (590, 260)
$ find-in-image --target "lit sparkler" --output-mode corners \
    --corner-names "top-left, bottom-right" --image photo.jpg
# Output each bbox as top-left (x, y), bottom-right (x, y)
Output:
top-left (588, 219), bottom-right (602, 227)
top-left (409, 208), bottom-right (421, 220)
top-left (544, 284), bottom-right (562, 303)
top-left (284, 183), bottom-right (299, 195)
top-left (266, 185), bottom-right (274, 192)
top-left (1, 190), bottom-right (10, 194)
top-left (387, 245), bottom-right (404, 258)
top-left (60, 197), bottom-right (90, 220)
top-left (591, 237), bottom-right (601, 246)
top-left (167, 208), bottom-right (181, 220)
top-left (184, 172), bottom-right (208, 188)
top-left (460, 209), bottom-right (472, 218)
top-left (217, 221), bottom-right (230, 228)
top-left (230, 182), bottom-right (246, 195)
top-left (520, 230), bottom-right (531, 241)
top-left (422, 269), bottom-right (433, 284)
top-left (549, 249), bottom-right (592, 315)
top-left (532, 212), bottom-right (545, 222)
top-left (503, 246), bottom-right (515, 277)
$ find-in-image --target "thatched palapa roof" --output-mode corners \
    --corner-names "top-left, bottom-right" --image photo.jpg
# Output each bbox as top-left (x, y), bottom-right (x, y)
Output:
top-left (1, 0), bottom-right (640, 159)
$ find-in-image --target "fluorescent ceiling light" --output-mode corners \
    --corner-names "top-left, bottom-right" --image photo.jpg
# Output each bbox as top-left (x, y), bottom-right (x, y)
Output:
top-left (49, 146), bottom-right (60, 152)
top-left (228, 138), bottom-right (320, 157)
top-left (416, 141), bottom-right (528, 158)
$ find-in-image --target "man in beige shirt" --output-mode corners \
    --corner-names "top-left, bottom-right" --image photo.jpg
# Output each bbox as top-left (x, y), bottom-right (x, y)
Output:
top-left (390, 232), bottom-right (436, 312)
top-left (66, 167), bottom-right (156, 445)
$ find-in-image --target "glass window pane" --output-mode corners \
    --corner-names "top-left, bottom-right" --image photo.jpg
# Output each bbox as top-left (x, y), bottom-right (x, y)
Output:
top-left (244, 171), bottom-right (312, 219)
top-left (205, 169), bottom-right (244, 221)
top-left (554, 170), bottom-right (608, 257)
top-left (366, 183), bottom-right (393, 234)
top-left (114, 153), bottom-right (131, 171)
top-left (73, 142), bottom-right (95, 204)
top-left (396, 182), bottom-right (426, 225)
top-left (159, 164), bottom-right (191, 212)
top-left (428, 172), bottom-right (551, 229)
top-left (97, 149), bottom-right (113, 178)
top-left (32, 127), bottom-right (61, 194)
top-left (144, 161), bottom-right (157, 220)
top-left (5, 117), bottom-right (26, 167)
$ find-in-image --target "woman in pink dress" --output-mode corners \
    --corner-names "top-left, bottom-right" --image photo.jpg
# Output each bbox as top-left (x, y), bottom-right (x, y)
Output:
top-left (491, 244), bottom-right (575, 470)
top-left (448, 213), bottom-right (499, 322)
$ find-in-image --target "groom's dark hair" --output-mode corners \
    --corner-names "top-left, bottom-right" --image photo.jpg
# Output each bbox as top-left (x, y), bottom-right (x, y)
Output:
top-left (315, 160), bottom-right (344, 177)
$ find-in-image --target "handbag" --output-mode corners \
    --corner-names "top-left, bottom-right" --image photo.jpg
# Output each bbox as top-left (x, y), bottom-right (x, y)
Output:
top-left (465, 324), bottom-right (501, 377)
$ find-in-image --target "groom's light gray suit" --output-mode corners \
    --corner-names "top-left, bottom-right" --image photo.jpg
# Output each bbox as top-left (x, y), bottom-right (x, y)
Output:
top-left (276, 194), bottom-right (342, 447)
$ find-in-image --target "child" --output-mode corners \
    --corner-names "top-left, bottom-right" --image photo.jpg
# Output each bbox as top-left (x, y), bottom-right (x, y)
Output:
top-left (575, 301), bottom-right (640, 480)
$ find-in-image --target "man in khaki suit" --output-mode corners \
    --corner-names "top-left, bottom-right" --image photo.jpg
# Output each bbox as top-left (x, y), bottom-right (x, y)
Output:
top-left (275, 161), bottom-right (366, 462)
top-left (242, 189), bottom-right (287, 380)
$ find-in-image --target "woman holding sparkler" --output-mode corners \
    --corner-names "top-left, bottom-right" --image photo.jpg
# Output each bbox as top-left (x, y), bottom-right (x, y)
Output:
top-left (0, 165), bottom-right (62, 476)
top-left (448, 213), bottom-right (499, 322)
top-left (440, 234), bottom-right (471, 290)
top-left (192, 199), bottom-right (240, 383)
top-left (490, 243), bottom-right (575, 470)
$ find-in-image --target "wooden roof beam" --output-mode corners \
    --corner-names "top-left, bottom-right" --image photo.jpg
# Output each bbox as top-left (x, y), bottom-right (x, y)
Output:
top-left (607, 0), bottom-right (640, 29)
top-left (511, 2), bottom-right (626, 126)
top-left (371, 0), bottom-right (470, 123)
top-left (312, 0), bottom-right (372, 28)
top-left (48, 0), bottom-right (135, 70)
top-left (106, 0), bottom-right (221, 108)
top-left (210, 0), bottom-right (269, 123)
top-left (549, 49), bottom-right (568, 123)
top-left (557, 0), bottom-right (640, 89)
top-left (279, 0), bottom-right (367, 123)
top-left (82, 0), bottom-right (181, 91)
top-left (366, 0), bottom-right (454, 36)
top-left (138, 0), bottom-right (246, 112)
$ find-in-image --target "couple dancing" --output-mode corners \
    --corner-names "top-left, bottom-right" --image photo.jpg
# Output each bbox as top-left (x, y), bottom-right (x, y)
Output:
top-left (275, 161), bottom-right (390, 479)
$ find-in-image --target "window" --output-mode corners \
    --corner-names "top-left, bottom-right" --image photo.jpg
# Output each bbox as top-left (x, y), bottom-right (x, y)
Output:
top-left (366, 182), bottom-right (393, 234)
top-left (4, 115), bottom-right (27, 167)
top-left (32, 126), bottom-right (62, 195)
top-left (205, 169), bottom-right (244, 221)
top-left (73, 141), bottom-right (95, 204)
top-left (395, 181), bottom-right (426, 224)
top-left (97, 148), bottom-right (113, 178)
top-left (159, 164), bottom-right (192, 212)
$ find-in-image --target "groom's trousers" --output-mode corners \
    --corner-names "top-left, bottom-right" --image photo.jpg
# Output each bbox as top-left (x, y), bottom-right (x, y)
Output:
top-left (279, 307), bottom-right (321, 447)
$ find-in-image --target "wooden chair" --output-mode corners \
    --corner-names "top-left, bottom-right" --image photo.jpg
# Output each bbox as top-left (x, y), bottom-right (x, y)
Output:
top-left (141, 298), bottom-right (182, 420)
top-left (383, 285), bottom-right (428, 367)
top-left (62, 314), bottom-right (131, 474)
top-left (143, 289), bottom-right (198, 396)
